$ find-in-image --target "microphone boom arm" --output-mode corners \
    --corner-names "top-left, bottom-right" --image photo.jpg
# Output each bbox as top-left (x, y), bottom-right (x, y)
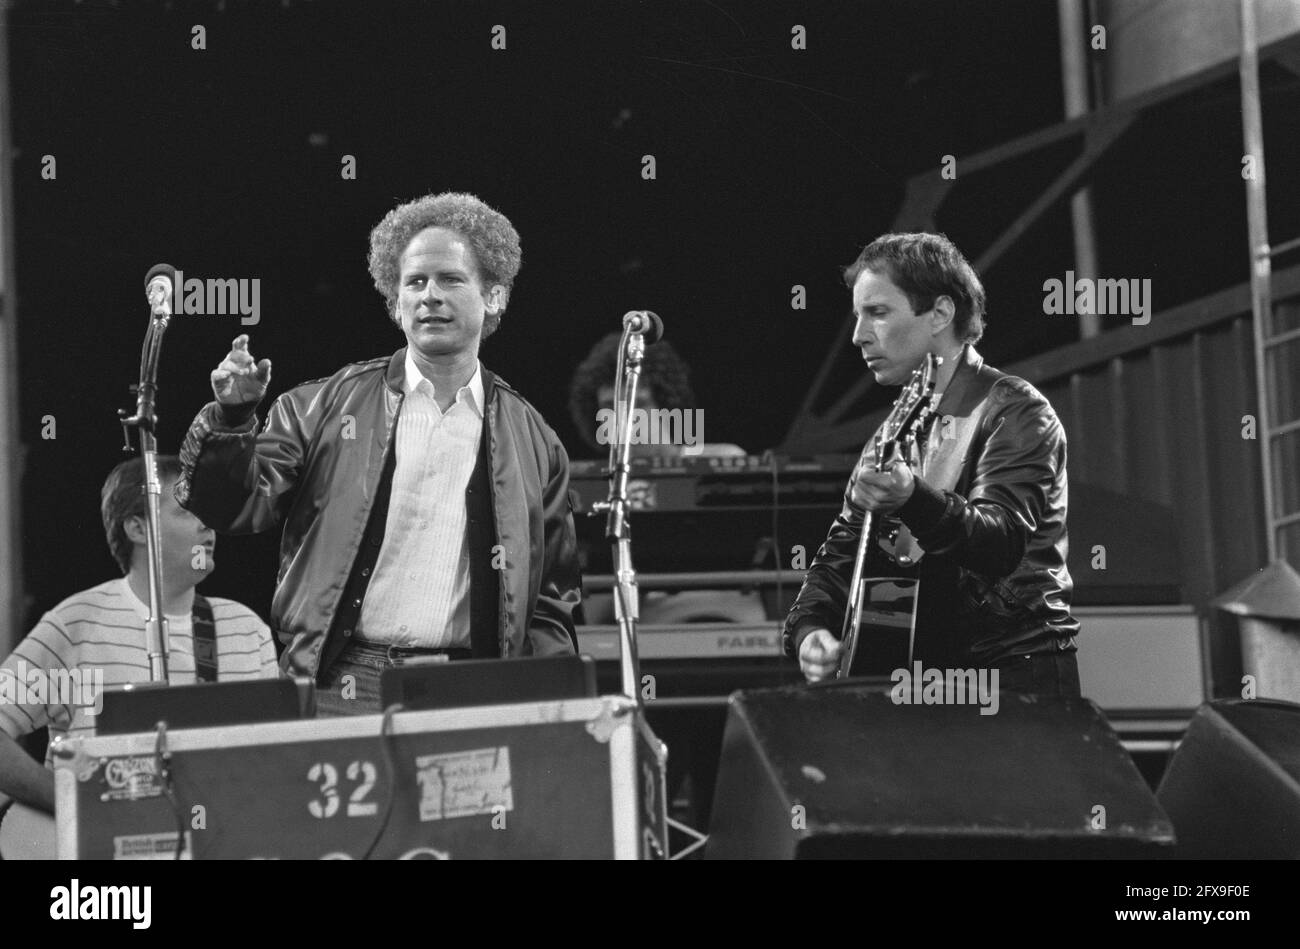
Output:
top-left (592, 325), bottom-right (648, 706)
top-left (117, 288), bottom-right (174, 683)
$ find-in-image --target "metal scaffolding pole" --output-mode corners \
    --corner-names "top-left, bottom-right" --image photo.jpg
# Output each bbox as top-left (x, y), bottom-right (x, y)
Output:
top-left (0, 2), bottom-right (23, 652)
top-left (1239, 0), bottom-right (1279, 563)
top-left (1058, 0), bottom-right (1101, 340)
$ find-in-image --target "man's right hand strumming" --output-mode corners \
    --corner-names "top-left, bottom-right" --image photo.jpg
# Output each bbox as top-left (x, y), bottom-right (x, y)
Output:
top-left (211, 334), bottom-right (272, 405)
top-left (799, 628), bottom-right (841, 683)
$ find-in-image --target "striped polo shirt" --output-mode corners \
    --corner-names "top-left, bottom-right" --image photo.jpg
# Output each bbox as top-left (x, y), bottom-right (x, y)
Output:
top-left (0, 578), bottom-right (278, 765)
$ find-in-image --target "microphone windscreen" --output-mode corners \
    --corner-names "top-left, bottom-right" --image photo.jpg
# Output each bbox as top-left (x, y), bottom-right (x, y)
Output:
top-left (144, 262), bottom-right (176, 291)
top-left (641, 310), bottom-right (664, 345)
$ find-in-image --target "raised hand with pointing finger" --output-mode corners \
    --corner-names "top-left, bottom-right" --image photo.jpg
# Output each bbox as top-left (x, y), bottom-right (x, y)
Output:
top-left (211, 334), bottom-right (272, 406)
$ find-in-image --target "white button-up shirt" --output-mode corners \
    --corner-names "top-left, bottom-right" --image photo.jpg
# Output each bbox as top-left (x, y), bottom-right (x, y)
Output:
top-left (357, 353), bottom-right (484, 648)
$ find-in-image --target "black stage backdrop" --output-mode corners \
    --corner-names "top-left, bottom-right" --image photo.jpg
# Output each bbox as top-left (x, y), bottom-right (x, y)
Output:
top-left (8, 0), bottom-right (1284, 629)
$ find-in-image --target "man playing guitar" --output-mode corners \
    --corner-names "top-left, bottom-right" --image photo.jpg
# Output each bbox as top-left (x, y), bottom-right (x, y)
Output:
top-left (0, 456), bottom-right (278, 857)
top-left (784, 233), bottom-right (1080, 698)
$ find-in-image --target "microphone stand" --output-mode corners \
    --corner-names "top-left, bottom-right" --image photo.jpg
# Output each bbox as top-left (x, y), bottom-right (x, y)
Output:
top-left (594, 326), bottom-right (646, 705)
top-left (117, 292), bottom-right (173, 683)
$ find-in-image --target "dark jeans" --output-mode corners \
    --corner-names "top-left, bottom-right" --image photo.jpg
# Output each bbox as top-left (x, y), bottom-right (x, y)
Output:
top-left (992, 651), bottom-right (1081, 699)
top-left (314, 640), bottom-right (472, 717)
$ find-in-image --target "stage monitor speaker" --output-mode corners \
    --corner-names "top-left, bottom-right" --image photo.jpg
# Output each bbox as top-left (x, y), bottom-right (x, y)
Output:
top-left (97, 677), bottom-right (315, 736)
top-left (705, 681), bottom-right (1173, 858)
top-left (380, 655), bottom-right (597, 712)
top-left (1156, 698), bottom-right (1300, 858)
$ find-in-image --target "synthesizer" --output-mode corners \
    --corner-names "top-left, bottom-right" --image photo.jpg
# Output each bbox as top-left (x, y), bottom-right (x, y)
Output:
top-left (570, 453), bottom-right (857, 574)
top-left (568, 453), bottom-right (858, 514)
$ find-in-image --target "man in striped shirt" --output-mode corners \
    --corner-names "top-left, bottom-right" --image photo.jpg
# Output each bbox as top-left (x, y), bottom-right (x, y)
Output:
top-left (0, 455), bottom-right (278, 814)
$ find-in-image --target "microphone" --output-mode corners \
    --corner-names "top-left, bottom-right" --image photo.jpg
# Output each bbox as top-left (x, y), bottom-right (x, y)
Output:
top-left (144, 263), bottom-right (177, 319)
top-left (622, 310), bottom-right (663, 345)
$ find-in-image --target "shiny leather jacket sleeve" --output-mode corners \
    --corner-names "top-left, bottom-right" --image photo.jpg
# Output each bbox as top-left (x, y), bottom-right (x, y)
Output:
top-left (526, 432), bottom-right (582, 655)
top-left (174, 395), bottom-right (310, 534)
top-left (896, 378), bottom-right (1066, 577)
top-left (780, 463), bottom-right (865, 658)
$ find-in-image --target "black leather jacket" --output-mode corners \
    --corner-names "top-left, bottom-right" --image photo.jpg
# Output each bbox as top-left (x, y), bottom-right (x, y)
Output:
top-left (176, 349), bottom-right (581, 680)
top-left (784, 345), bottom-right (1078, 667)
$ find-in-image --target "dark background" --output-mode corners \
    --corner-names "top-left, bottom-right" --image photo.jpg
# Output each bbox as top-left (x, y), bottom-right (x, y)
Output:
top-left (9, 0), bottom-right (1295, 627)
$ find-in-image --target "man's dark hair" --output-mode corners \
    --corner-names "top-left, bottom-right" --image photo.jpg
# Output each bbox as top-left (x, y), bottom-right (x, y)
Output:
top-left (101, 455), bottom-right (182, 575)
top-left (843, 232), bottom-right (986, 344)
top-left (568, 332), bottom-right (696, 453)
top-left (367, 191), bottom-right (522, 340)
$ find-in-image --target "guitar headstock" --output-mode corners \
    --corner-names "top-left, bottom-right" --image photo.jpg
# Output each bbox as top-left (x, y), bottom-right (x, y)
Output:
top-left (876, 353), bottom-right (941, 466)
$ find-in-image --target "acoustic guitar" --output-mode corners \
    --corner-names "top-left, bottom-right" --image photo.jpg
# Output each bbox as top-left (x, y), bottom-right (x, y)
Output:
top-left (836, 353), bottom-right (940, 679)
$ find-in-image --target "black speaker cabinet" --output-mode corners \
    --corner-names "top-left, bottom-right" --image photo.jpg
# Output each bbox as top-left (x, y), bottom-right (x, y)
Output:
top-left (706, 681), bottom-right (1173, 858)
top-left (1156, 698), bottom-right (1300, 858)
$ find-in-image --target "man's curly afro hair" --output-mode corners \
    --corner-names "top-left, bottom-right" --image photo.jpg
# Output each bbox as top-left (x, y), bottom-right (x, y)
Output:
top-left (367, 192), bottom-right (522, 340)
top-left (568, 331), bottom-right (697, 453)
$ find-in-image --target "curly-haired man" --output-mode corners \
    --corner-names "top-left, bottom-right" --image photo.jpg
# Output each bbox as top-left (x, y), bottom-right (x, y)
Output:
top-left (174, 193), bottom-right (580, 715)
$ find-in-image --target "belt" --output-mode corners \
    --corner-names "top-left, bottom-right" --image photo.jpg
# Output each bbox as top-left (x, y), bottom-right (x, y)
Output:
top-left (348, 638), bottom-right (473, 666)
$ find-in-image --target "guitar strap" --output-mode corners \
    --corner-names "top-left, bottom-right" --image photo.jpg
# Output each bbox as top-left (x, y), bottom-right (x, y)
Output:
top-left (191, 594), bottom-right (219, 683)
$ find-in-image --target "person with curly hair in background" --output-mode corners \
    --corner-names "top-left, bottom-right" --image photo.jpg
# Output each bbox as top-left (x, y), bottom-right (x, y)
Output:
top-left (567, 331), bottom-right (704, 462)
top-left (173, 192), bottom-right (581, 715)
